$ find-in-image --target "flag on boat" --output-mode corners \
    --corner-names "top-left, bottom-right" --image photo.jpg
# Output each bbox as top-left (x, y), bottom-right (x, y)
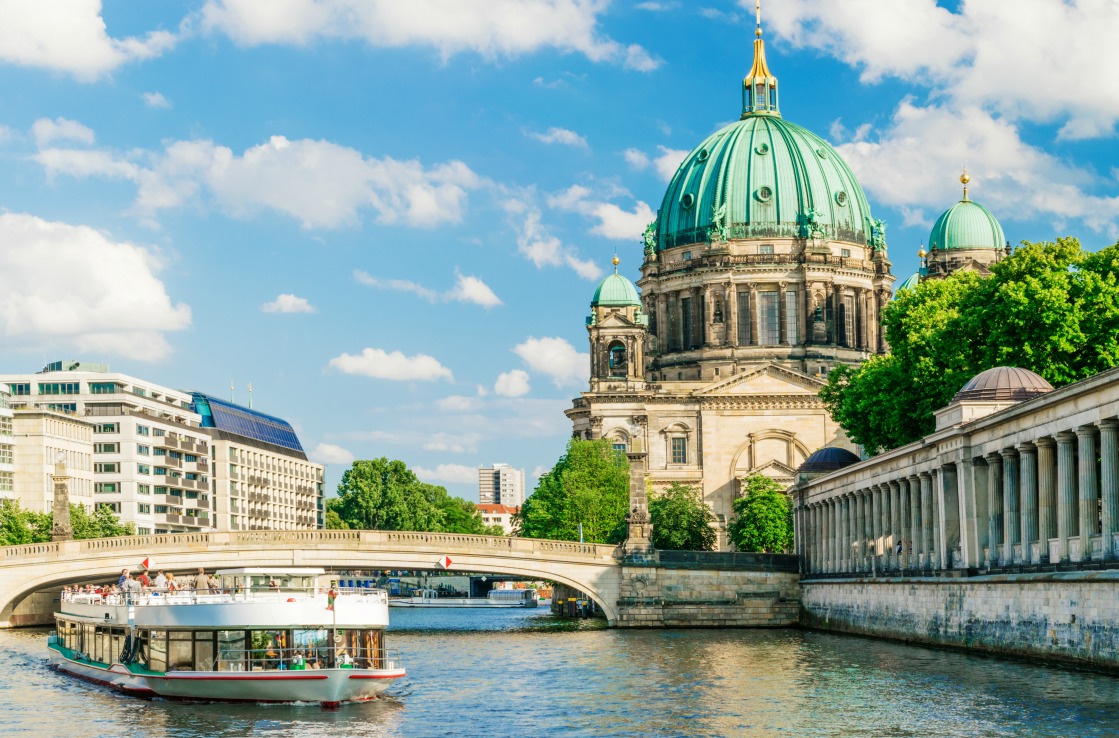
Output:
top-left (437, 555), bottom-right (453, 569)
top-left (141, 557), bottom-right (150, 569)
top-left (326, 587), bottom-right (337, 611)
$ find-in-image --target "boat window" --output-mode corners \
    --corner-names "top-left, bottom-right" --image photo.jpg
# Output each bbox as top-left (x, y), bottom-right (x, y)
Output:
top-left (168, 631), bottom-right (193, 671)
top-left (294, 628), bottom-right (330, 669)
top-left (149, 630), bottom-right (167, 672)
top-left (93, 626), bottom-right (110, 664)
top-left (335, 629), bottom-right (384, 670)
top-left (110, 627), bottom-right (126, 665)
top-left (251, 629), bottom-right (288, 671)
top-left (194, 632), bottom-right (216, 672)
top-left (218, 630), bottom-right (247, 672)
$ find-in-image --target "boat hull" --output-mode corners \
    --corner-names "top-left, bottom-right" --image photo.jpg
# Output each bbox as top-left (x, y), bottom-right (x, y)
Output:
top-left (48, 645), bottom-right (404, 705)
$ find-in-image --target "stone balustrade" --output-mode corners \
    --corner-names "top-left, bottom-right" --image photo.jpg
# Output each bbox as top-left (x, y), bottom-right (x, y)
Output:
top-left (793, 366), bottom-right (1119, 576)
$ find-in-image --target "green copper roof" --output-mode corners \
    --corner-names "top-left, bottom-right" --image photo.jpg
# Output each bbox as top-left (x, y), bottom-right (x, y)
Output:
top-left (591, 272), bottom-right (641, 307)
top-left (654, 116), bottom-right (879, 251)
top-left (928, 198), bottom-right (1005, 251)
top-left (897, 272), bottom-right (920, 291)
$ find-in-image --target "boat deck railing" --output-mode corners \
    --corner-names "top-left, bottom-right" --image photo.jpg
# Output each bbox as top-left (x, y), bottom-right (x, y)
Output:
top-left (201, 645), bottom-right (402, 673)
top-left (61, 587), bottom-right (389, 607)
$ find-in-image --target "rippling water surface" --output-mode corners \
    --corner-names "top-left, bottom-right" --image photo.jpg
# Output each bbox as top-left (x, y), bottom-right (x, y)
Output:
top-left (4, 608), bottom-right (1119, 737)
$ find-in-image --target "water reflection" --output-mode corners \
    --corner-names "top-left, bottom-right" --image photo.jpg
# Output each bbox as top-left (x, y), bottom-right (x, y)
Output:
top-left (5, 611), bottom-right (1119, 737)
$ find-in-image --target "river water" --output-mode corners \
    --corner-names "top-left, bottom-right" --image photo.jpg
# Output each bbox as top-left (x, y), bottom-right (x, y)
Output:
top-left (4, 608), bottom-right (1119, 737)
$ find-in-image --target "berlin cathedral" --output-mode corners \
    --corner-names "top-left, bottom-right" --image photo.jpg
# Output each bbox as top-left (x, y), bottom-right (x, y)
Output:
top-left (565, 9), bottom-right (1010, 550)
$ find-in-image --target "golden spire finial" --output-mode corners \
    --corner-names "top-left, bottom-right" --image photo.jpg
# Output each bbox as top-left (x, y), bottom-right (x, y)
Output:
top-left (960, 167), bottom-right (970, 201)
top-left (612, 254), bottom-right (620, 273)
top-left (756, 0), bottom-right (762, 37)
top-left (742, 0), bottom-right (779, 117)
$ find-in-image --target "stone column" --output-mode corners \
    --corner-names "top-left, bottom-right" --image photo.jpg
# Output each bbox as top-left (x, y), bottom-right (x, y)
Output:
top-left (1101, 420), bottom-right (1119, 559)
top-left (839, 496), bottom-right (849, 572)
top-left (855, 489), bottom-right (866, 572)
top-left (703, 285), bottom-right (717, 348)
top-left (916, 473), bottom-right (931, 569)
top-left (835, 497), bottom-right (844, 572)
top-left (749, 285), bottom-right (760, 347)
top-left (958, 457), bottom-right (980, 568)
top-left (1078, 426), bottom-right (1099, 561)
top-left (938, 465), bottom-right (958, 569)
top-left (870, 484), bottom-right (882, 569)
top-left (656, 293), bottom-right (668, 351)
top-left (1018, 443), bottom-right (1038, 564)
top-left (931, 469), bottom-right (943, 569)
top-left (898, 478), bottom-right (911, 570)
top-left (908, 475), bottom-right (921, 570)
top-left (1037, 437), bottom-right (1057, 561)
top-left (724, 282), bottom-right (737, 348)
top-left (778, 281), bottom-right (789, 345)
top-left (985, 453), bottom-right (1003, 565)
top-left (890, 480), bottom-right (901, 569)
top-left (808, 504), bottom-right (817, 572)
top-left (1056, 431), bottom-right (1078, 563)
top-left (1001, 449), bottom-right (1020, 563)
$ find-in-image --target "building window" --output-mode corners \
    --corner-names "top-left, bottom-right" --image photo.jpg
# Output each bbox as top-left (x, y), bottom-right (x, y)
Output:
top-left (155, 468), bottom-right (167, 476)
top-left (44, 403), bottom-right (76, 413)
top-left (608, 341), bottom-right (628, 378)
top-left (94, 463), bottom-right (119, 473)
top-left (786, 290), bottom-right (799, 344)
top-left (841, 248), bottom-right (851, 258)
top-left (759, 244), bottom-right (774, 255)
top-left (153, 428), bottom-right (166, 437)
top-left (133, 387), bottom-right (147, 397)
top-left (155, 505), bottom-right (168, 514)
top-left (682, 250), bottom-right (692, 261)
top-left (38, 382), bottom-right (80, 395)
top-left (154, 448), bottom-right (166, 457)
top-left (612, 442), bottom-right (627, 454)
top-left (737, 290), bottom-right (751, 345)
top-left (670, 437), bottom-right (687, 465)
top-left (843, 293), bottom-right (856, 347)
top-left (184, 454), bottom-right (197, 463)
top-left (138, 504), bottom-right (151, 514)
top-left (94, 423), bottom-right (119, 434)
top-left (138, 484), bottom-right (151, 495)
top-left (9, 383), bottom-right (30, 396)
top-left (137, 444), bottom-right (150, 456)
top-left (137, 425), bottom-right (150, 436)
top-left (94, 482), bottom-right (119, 494)
top-left (682, 297), bottom-right (694, 350)
top-left (155, 486), bottom-right (168, 495)
top-left (94, 443), bottom-right (119, 454)
top-left (137, 464), bottom-right (151, 475)
top-left (89, 382), bottom-right (117, 394)
top-left (758, 290), bottom-right (780, 345)
top-left (137, 527), bottom-right (151, 535)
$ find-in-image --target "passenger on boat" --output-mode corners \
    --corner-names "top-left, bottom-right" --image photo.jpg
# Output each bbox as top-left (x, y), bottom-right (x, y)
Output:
top-left (268, 579), bottom-right (280, 591)
top-left (166, 572), bottom-right (178, 591)
top-left (153, 570), bottom-right (167, 590)
top-left (117, 568), bottom-right (129, 589)
top-left (138, 569), bottom-right (151, 589)
top-left (195, 568), bottom-right (214, 593)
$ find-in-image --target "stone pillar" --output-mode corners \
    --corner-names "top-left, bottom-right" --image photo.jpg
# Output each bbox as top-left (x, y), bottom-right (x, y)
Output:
top-left (808, 505), bottom-right (817, 572)
top-left (908, 476), bottom-right (921, 570)
top-left (898, 478), bottom-right (911, 570)
top-left (1018, 443), bottom-right (1038, 564)
top-left (656, 293), bottom-right (668, 351)
top-left (890, 480), bottom-right (901, 569)
top-left (919, 473), bottom-right (933, 569)
top-left (838, 496), bottom-right (848, 572)
top-left (778, 281), bottom-right (789, 345)
top-left (724, 282), bottom-right (737, 348)
top-left (1001, 449), bottom-right (1020, 563)
top-left (939, 465), bottom-right (959, 569)
top-left (1037, 437), bottom-right (1057, 561)
top-left (958, 457), bottom-right (980, 568)
top-left (985, 453), bottom-right (1003, 565)
top-left (50, 461), bottom-right (73, 542)
top-left (855, 490), bottom-right (866, 572)
top-left (1078, 426), bottom-right (1100, 560)
top-left (834, 497), bottom-right (844, 572)
top-left (749, 285), bottom-right (760, 347)
top-left (1056, 431), bottom-right (1078, 563)
top-left (623, 451), bottom-right (654, 559)
top-left (703, 285), bottom-right (717, 348)
top-left (931, 469), bottom-right (943, 569)
top-left (1101, 420), bottom-right (1119, 559)
top-left (870, 485), bottom-right (882, 568)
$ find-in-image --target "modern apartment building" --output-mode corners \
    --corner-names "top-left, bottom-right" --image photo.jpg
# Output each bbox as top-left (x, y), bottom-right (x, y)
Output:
top-left (190, 393), bottom-right (324, 531)
top-left (0, 387), bottom-right (13, 501)
top-left (1, 362), bottom-right (212, 534)
top-left (11, 408), bottom-right (94, 513)
top-left (478, 463), bottom-right (525, 507)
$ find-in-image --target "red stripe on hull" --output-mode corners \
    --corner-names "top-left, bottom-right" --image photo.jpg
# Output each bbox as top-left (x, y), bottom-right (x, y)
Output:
top-left (348, 672), bottom-right (407, 680)
top-left (156, 673), bottom-right (329, 681)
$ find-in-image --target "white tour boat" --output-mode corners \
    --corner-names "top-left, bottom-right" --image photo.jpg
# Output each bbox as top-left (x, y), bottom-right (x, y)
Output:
top-left (389, 587), bottom-right (538, 608)
top-left (47, 568), bottom-right (405, 706)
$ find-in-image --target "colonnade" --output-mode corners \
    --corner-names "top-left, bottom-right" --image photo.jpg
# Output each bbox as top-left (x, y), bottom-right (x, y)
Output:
top-left (795, 418), bottom-right (1119, 575)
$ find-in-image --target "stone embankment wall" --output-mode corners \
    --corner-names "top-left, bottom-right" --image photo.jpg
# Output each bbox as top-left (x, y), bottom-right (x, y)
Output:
top-left (613, 551), bottom-right (801, 628)
top-left (801, 572), bottom-right (1119, 671)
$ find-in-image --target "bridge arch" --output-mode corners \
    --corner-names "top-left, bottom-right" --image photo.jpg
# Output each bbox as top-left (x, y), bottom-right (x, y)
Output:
top-left (0, 531), bottom-right (624, 625)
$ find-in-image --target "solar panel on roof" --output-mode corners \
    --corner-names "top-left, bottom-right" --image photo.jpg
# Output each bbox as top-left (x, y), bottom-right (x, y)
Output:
top-left (189, 393), bottom-right (305, 452)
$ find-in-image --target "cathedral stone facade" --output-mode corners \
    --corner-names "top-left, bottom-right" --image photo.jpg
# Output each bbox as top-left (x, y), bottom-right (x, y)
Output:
top-left (566, 20), bottom-right (897, 550)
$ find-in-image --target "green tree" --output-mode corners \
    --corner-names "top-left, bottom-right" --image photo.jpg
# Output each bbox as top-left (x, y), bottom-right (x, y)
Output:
top-left (648, 483), bottom-right (716, 551)
top-left (0, 499), bottom-right (50, 545)
top-left (516, 438), bottom-right (629, 544)
top-left (822, 239), bottom-right (1119, 453)
top-left (324, 499), bottom-right (349, 530)
top-left (729, 475), bottom-right (793, 553)
top-left (332, 458), bottom-right (445, 531)
top-left (421, 483), bottom-right (504, 535)
top-left (71, 503), bottom-right (136, 539)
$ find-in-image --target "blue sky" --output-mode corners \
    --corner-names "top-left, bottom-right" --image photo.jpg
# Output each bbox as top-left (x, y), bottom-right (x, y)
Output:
top-left (1, 1), bottom-right (1117, 501)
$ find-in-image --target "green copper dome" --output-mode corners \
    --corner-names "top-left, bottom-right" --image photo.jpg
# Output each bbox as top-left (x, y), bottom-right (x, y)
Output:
top-left (928, 198), bottom-right (1006, 252)
top-left (655, 116), bottom-right (880, 251)
top-left (592, 271), bottom-right (641, 307)
top-left (897, 272), bottom-right (921, 291)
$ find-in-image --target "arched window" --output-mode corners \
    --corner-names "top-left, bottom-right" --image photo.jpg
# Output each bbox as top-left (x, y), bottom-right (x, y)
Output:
top-left (608, 341), bottom-right (628, 377)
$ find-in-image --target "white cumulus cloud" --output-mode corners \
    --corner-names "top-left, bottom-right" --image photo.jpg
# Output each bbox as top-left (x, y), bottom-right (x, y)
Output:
top-left (447, 272), bottom-right (502, 307)
top-left (547, 184), bottom-right (655, 240)
top-left (0, 1), bottom-right (176, 79)
top-left (355, 269), bottom-right (501, 307)
top-left (527, 127), bottom-right (588, 148)
top-left (328, 347), bottom-right (454, 381)
top-left (199, 0), bottom-right (656, 71)
top-left (494, 369), bottom-right (531, 397)
top-left (31, 117), bottom-right (95, 147)
top-left (623, 145), bottom-right (688, 181)
top-left (142, 91), bottom-right (171, 108)
top-left (35, 135), bottom-right (482, 230)
top-left (0, 213), bottom-right (190, 361)
top-left (262, 293), bottom-right (316, 313)
top-left (414, 463), bottom-right (478, 485)
top-left (503, 197), bottom-right (602, 280)
top-left (309, 443), bottom-right (354, 466)
top-left (513, 336), bottom-right (588, 388)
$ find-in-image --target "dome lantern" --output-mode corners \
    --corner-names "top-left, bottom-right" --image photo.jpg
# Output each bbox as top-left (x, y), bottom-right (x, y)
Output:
top-left (742, 0), bottom-right (779, 118)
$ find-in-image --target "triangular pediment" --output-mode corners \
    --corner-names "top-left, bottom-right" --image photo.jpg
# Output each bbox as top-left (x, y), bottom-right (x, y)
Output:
top-left (596, 312), bottom-right (637, 328)
top-left (747, 459), bottom-right (797, 477)
top-left (695, 363), bottom-right (826, 397)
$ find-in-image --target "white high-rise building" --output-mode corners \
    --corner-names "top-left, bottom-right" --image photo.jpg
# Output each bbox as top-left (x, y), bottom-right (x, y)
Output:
top-left (0, 386), bottom-right (13, 501)
top-left (478, 463), bottom-right (525, 507)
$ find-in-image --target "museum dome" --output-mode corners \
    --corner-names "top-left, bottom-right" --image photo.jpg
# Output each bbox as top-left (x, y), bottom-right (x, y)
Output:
top-left (896, 272), bottom-right (921, 291)
top-left (799, 447), bottom-right (861, 474)
top-left (928, 171), bottom-right (1006, 252)
top-left (591, 258), bottom-right (641, 307)
top-left (652, 15), bottom-right (879, 253)
top-left (952, 366), bottom-right (1053, 403)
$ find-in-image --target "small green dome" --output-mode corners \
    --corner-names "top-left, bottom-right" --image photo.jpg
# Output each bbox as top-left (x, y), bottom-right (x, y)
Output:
top-left (897, 272), bottom-right (920, 291)
top-left (592, 272), bottom-right (641, 307)
top-left (656, 116), bottom-right (878, 251)
top-left (928, 198), bottom-right (1005, 252)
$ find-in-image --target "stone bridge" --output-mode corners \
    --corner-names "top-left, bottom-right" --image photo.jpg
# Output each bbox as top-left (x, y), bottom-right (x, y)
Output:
top-left (0, 530), bottom-right (625, 625)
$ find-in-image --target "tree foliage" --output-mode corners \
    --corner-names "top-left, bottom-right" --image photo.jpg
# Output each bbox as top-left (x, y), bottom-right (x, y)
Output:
top-left (822, 238), bottom-right (1119, 453)
top-left (0, 499), bottom-right (133, 545)
top-left (728, 475), bottom-right (793, 553)
top-left (328, 458), bottom-right (501, 535)
top-left (648, 483), bottom-right (716, 551)
top-left (515, 438), bottom-right (629, 544)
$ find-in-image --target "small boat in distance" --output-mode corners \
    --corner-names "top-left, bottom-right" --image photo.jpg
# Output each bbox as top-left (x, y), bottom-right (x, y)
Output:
top-left (48, 568), bottom-right (405, 706)
top-left (390, 588), bottom-right (538, 608)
